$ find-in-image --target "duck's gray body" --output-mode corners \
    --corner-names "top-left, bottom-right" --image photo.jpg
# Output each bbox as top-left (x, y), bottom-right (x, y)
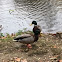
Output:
top-left (14, 34), bottom-right (35, 44)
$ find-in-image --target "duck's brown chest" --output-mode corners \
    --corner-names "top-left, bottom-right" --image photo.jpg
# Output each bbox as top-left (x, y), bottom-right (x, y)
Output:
top-left (33, 26), bottom-right (39, 33)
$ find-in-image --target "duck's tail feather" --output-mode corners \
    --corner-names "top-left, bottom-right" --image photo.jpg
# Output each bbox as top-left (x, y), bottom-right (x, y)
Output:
top-left (13, 38), bottom-right (19, 42)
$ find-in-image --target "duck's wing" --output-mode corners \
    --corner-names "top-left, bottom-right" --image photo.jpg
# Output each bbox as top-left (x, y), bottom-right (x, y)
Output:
top-left (18, 36), bottom-right (34, 44)
top-left (14, 34), bottom-right (32, 40)
top-left (13, 34), bottom-right (34, 44)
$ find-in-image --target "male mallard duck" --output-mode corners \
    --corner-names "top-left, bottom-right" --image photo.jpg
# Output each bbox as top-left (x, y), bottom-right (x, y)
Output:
top-left (13, 29), bottom-right (40, 48)
top-left (13, 21), bottom-right (41, 48)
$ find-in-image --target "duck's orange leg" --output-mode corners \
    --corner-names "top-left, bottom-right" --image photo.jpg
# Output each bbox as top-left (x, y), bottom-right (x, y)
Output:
top-left (27, 44), bottom-right (32, 48)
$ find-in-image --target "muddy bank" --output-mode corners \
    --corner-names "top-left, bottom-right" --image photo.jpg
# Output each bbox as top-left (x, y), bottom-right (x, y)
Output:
top-left (0, 33), bottom-right (62, 62)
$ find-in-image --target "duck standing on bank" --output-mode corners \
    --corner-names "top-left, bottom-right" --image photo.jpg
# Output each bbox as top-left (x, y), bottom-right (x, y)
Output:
top-left (13, 21), bottom-right (41, 48)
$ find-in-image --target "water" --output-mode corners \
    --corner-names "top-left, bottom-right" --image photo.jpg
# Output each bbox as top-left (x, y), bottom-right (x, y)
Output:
top-left (0, 0), bottom-right (62, 34)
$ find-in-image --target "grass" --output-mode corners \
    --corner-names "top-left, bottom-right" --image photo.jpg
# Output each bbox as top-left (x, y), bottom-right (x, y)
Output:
top-left (51, 48), bottom-right (62, 55)
top-left (0, 30), bottom-right (33, 42)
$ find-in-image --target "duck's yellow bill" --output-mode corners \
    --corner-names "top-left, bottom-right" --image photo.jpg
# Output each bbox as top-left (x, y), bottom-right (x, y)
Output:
top-left (30, 24), bottom-right (32, 26)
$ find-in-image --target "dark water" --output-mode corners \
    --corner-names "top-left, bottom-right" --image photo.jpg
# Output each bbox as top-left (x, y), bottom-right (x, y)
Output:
top-left (0, 0), bottom-right (62, 34)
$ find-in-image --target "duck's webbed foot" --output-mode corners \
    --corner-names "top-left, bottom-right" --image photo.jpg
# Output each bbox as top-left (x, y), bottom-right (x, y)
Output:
top-left (27, 44), bottom-right (32, 49)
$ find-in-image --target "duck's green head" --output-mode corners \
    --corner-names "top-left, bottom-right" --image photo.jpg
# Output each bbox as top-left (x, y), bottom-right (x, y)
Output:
top-left (32, 21), bottom-right (37, 25)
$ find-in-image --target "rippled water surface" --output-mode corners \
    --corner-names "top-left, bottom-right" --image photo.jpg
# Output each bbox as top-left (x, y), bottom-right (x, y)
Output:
top-left (0, 0), bottom-right (62, 34)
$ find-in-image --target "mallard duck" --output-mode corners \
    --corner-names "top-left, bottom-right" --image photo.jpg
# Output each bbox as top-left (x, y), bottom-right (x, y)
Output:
top-left (13, 29), bottom-right (40, 48)
top-left (13, 21), bottom-right (41, 48)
